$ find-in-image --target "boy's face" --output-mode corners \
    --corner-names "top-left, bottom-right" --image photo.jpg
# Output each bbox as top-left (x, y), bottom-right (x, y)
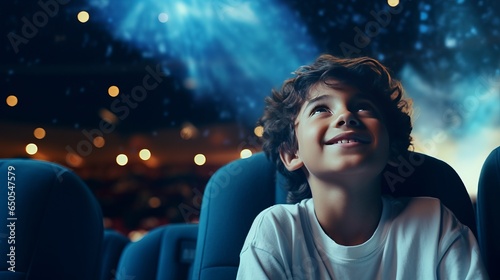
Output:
top-left (280, 80), bottom-right (390, 183)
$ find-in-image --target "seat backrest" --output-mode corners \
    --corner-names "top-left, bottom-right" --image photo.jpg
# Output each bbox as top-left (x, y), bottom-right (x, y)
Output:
top-left (476, 146), bottom-right (500, 280)
top-left (380, 151), bottom-right (476, 235)
top-left (116, 223), bottom-right (198, 280)
top-left (99, 229), bottom-right (130, 280)
top-left (192, 151), bottom-right (476, 280)
top-left (0, 158), bottom-right (103, 280)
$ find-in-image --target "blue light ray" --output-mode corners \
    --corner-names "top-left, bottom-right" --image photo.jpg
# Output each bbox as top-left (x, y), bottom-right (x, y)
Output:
top-left (85, 0), bottom-right (319, 124)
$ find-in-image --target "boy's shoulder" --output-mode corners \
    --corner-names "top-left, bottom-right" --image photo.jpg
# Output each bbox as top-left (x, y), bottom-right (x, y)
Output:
top-left (389, 195), bottom-right (442, 209)
top-left (386, 196), bottom-right (465, 235)
top-left (388, 196), bottom-right (444, 215)
top-left (253, 198), bottom-right (313, 228)
top-left (243, 199), bottom-right (314, 251)
top-left (387, 196), bottom-right (446, 221)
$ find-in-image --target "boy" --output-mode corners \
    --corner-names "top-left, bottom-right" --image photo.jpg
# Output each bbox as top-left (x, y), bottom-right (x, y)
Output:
top-left (236, 55), bottom-right (488, 279)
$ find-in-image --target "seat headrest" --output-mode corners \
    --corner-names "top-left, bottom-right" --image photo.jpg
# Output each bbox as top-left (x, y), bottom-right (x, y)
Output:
top-left (0, 159), bottom-right (103, 279)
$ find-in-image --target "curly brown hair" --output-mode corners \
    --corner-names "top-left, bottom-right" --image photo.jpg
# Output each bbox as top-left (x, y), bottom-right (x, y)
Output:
top-left (259, 54), bottom-right (413, 203)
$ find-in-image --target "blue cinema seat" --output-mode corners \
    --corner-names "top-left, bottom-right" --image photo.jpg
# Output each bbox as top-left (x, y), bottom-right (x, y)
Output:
top-left (115, 223), bottom-right (198, 280)
top-left (476, 146), bottom-right (500, 280)
top-left (99, 229), bottom-right (130, 280)
top-left (0, 158), bottom-right (103, 280)
top-left (191, 152), bottom-right (477, 280)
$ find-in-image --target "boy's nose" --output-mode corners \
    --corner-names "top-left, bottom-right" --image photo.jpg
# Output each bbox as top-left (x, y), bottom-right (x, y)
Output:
top-left (335, 112), bottom-right (361, 128)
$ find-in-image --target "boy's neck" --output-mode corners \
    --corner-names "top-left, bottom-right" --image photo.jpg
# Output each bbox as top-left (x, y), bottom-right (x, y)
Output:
top-left (309, 175), bottom-right (383, 246)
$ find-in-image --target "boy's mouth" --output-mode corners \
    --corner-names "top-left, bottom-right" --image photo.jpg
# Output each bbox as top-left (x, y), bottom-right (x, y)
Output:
top-left (324, 132), bottom-right (371, 145)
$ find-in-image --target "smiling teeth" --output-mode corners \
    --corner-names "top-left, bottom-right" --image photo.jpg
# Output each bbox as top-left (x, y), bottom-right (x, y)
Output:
top-left (335, 139), bottom-right (359, 144)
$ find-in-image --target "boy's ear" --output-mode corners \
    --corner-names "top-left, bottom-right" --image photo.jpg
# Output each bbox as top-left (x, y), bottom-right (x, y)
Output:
top-left (279, 149), bottom-right (304, 171)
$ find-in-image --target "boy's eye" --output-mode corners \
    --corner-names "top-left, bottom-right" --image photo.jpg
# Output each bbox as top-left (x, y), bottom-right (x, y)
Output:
top-left (354, 101), bottom-right (375, 113)
top-left (310, 106), bottom-right (331, 116)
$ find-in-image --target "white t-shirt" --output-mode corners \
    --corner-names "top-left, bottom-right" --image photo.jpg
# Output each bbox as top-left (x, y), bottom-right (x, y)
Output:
top-left (237, 196), bottom-right (488, 280)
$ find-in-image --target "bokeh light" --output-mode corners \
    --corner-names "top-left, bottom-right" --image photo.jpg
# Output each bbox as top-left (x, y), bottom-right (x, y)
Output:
top-left (26, 143), bottom-right (38, 155)
top-left (6, 95), bottom-right (18, 107)
top-left (66, 153), bottom-right (84, 167)
top-left (139, 149), bottom-right (151, 160)
top-left (128, 230), bottom-right (147, 242)
top-left (99, 108), bottom-right (119, 124)
top-left (180, 122), bottom-right (198, 140)
top-left (240, 149), bottom-right (252, 159)
top-left (33, 127), bottom-right (46, 139)
top-left (387, 0), bottom-right (399, 7)
top-left (194, 154), bottom-right (206, 166)
top-left (116, 154), bottom-right (128, 166)
top-left (108, 85), bottom-right (120, 97)
top-left (254, 125), bottom-right (264, 137)
top-left (93, 136), bottom-right (105, 148)
top-left (158, 13), bottom-right (169, 23)
top-left (77, 11), bottom-right (90, 23)
top-left (148, 197), bottom-right (161, 208)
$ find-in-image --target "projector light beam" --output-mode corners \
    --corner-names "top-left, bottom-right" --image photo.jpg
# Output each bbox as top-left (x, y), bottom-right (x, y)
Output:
top-left (85, 0), bottom-right (319, 124)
